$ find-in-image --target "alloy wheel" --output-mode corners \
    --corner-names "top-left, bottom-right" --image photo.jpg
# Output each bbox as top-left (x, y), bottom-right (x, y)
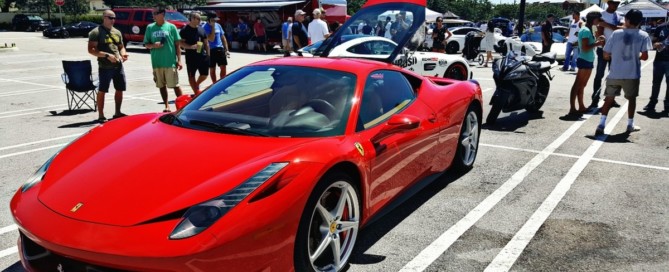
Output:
top-left (460, 111), bottom-right (479, 166)
top-left (307, 181), bottom-right (360, 272)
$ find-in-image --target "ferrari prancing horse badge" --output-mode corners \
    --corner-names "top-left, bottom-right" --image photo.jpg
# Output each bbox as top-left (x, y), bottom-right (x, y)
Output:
top-left (354, 142), bottom-right (364, 156)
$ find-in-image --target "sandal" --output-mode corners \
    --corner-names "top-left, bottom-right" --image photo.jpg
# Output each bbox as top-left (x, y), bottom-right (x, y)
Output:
top-left (162, 109), bottom-right (172, 113)
top-left (112, 113), bottom-right (128, 119)
top-left (96, 117), bottom-right (107, 123)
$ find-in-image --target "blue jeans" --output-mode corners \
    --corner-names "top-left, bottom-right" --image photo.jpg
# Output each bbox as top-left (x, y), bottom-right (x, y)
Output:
top-left (592, 48), bottom-right (610, 105)
top-left (562, 42), bottom-right (579, 70)
top-left (650, 60), bottom-right (669, 107)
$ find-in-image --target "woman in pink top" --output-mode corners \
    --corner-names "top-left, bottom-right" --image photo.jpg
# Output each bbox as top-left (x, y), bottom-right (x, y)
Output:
top-left (253, 18), bottom-right (267, 52)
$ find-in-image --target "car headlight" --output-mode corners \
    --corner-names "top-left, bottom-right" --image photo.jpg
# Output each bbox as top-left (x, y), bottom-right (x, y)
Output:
top-left (21, 132), bottom-right (89, 193)
top-left (21, 154), bottom-right (56, 193)
top-left (169, 162), bottom-right (289, 240)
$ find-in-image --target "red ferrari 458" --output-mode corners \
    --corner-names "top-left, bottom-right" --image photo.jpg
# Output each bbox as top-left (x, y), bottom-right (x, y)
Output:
top-left (10, 0), bottom-right (483, 271)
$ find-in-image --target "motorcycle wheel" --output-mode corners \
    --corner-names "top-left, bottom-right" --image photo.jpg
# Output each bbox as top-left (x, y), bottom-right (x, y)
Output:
top-left (486, 92), bottom-right (508, 125)
top-left (526, 75), bottom-right (550, 113)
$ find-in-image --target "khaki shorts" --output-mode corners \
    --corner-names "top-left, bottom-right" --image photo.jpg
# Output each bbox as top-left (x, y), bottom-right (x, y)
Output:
top-left (282, 38), bottom-right (292, 51)
top-left (153, 67), bottom-right (179, 88)
top-left (604, 79), bottom-right (640, 99)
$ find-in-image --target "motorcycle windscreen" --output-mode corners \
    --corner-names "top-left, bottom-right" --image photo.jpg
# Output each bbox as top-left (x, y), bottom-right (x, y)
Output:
top-left (318, 2), bottom-right (425, 64)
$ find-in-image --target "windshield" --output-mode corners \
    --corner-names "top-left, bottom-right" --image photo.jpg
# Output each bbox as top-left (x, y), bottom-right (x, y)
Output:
top-left (174, 66), bottom-right (356, 137)
top-left (319, 3), bottom-right (425, 62)
top-left (166, 11), bottom-right (188, 22)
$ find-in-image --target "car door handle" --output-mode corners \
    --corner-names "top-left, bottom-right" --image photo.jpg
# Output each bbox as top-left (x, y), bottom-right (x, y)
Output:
top-left (428, 114), bottom-right (437, 123)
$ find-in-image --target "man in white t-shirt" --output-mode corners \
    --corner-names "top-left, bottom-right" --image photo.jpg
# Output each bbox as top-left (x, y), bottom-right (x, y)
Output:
top-left (590, 0), bottom-right (624, 109)
top-left (384, 16), bottom-right (393, 39)
top-left (308, 9), bottom-right (329, 44)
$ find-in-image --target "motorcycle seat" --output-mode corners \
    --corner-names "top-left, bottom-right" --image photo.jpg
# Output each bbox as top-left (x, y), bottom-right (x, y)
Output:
top-left (531, 52), bottom-right (556, 64)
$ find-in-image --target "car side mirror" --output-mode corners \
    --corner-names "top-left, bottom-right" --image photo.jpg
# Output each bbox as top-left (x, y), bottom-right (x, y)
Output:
top-left (175, 94), bottom-right (193, 111)
top-left (371, 114), bottom-right (420, 143)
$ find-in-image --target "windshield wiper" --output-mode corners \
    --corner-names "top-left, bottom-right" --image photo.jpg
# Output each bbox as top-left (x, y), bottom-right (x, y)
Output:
top-left (189, 119), bottom-right (269, 137)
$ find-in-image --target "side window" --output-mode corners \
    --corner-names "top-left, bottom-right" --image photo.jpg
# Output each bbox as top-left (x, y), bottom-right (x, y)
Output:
top-left (145, 12), bottom-right (154, 22)
top-left (115, 11), bottom-right (130, 21)
top-left (357, 70), bottom-right (415, 130)
top-left (346, 41), bottom-right (395, 55)
top-left (133, 11), bottom-right (144, 22)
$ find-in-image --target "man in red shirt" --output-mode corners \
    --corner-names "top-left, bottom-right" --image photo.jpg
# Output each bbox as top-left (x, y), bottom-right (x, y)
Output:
top-left (253, 18), bottom-right (267, 52)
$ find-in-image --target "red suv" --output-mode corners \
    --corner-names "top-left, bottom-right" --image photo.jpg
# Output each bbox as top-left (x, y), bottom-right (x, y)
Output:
top-left (113, 7), bottom-right (188, 47)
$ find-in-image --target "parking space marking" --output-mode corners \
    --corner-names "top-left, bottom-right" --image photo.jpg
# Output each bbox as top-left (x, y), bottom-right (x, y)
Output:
top-left (480, 143), bottom-right (669, 172)
top-left (0, 78), bottom-right (65, 88)
top-left (0, 134), bottom-right (81, 152)
top-left (400, 116), bottom-right (590, 272)
top-left (0, 246), bottom-right (18, 259)
top-left (0, 225), bottom-right (17, 236)
top-left (485, 102), bottom-right (630, 271)
top-left (0, 144), bottom-right (67, 160)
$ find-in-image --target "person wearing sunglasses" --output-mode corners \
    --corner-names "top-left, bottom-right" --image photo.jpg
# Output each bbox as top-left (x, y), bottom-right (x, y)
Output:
top-left (144, 5), bottom-right (183, 112)
top-left (432, 16), bottom-right (452, 53)
top-left (87, 9), bottom-right (129, 123)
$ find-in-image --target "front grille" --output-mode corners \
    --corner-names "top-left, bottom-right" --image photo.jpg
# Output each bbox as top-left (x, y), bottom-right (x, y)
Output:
top-left (20, 232), bottom-right (130, 272)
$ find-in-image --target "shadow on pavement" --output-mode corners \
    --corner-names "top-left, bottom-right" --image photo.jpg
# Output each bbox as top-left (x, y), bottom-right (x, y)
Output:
top-left (585, 132), bottom-right (632, 143)
top-left (57, 120), bottom-right (101, 128)
top-left (636, 110), bottom-right (668, 120)
top-left (348, 169), bottom-right (468, 265)
top-left (1, 261), bottom-right (25, 272)
top-left (483, 111), bottom-right (545, 132)
top-left (48, 109), bottom-right (94, 116)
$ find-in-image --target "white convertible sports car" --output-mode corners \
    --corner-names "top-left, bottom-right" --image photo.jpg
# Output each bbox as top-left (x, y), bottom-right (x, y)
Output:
top-left (299, 34), bottom-right (472, 80)
top-left (501, 38), bottom-right (566, 63)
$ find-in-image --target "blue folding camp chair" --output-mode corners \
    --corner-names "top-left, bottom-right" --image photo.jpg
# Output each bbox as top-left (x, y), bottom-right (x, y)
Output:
top-left (61, 60), bottom-right (98, 111)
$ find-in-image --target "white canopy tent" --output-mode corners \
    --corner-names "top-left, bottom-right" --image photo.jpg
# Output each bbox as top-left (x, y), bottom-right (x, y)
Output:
top-left (560, 5), bottom-right (603, 23)
top-left (426, 8), bottom-right (441, 22)
top-left (618, 0), bottom-right (669, 18)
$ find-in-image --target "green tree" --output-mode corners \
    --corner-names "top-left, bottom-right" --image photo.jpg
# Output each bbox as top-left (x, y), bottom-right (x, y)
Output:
top-left (62, 0), bottom-right (90, 16)
top-left (493, 4), bottom-right (518, 20)
top-left (347, 0), bottom-right (365, 16)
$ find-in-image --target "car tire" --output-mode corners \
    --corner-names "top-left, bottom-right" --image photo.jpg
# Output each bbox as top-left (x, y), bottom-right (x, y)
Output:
top-left (444, 63), bottom-right (468, 80)
top-left (62, 31), bottom-right (69, 38)
top-left (452, 104), bottom-right (481, 172)
top-left (26, 25), bottom-right (33, 32)
top-left (446, 42), bottom-right (459, 54)
top-left (294, 171), bottom-right (360, 272)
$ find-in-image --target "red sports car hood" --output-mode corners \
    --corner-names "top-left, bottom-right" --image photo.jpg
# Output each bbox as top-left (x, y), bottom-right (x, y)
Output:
top-left (37, 114), bottom-right (319, 227)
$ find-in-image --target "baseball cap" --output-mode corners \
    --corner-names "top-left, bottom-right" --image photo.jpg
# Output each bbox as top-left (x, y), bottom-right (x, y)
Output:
top-left (313, 9), bottom-right (321, 15)
top-left (295, 9), bottom-right (306, 16)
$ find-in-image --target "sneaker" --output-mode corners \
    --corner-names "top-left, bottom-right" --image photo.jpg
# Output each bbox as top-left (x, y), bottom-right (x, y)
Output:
top-left (559, 67), bottom-right (568, 71)
top-left (626, 125), bottom-right (641, 133)
top-left (612, 101), bottom-right (621, 108)
top-left (643, 103), bottom-right (656, 112)
top-left (569, 68), bottom-right (576, 71)
top-left (595, 125), bottom-right (605, 136)
top-left (587, 103), bottom-right (599, 110)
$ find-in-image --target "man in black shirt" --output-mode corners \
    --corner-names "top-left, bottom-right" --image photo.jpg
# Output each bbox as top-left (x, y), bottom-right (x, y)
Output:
top-left (180, 12), bottom-right (209, 95)
top-left (291, 9), bottom-right (309, 56)
top-left (541, 14), bottom-right (554, 53)
top-left (644, 23), bottom-right (669, 112)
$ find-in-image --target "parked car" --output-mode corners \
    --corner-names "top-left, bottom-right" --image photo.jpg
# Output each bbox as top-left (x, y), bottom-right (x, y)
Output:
top-left (444, 27), bottom-right (506, 54)
top-left (12, 14), bottom-right (51, 32)
top-left (520, 25), bottom-right (567, 43)
top-left (10, 1), bottom-right (483, 271)
top-left (299, 34), bottom-right (472, 80)
top-left (43, 21), bottom-right (99, 38)
top-left (112, 7), bottom-right (188, 47)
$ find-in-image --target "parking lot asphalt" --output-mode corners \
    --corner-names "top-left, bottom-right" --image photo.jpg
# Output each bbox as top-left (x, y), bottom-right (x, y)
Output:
top-left (1, 32), bottom-right (668, 272)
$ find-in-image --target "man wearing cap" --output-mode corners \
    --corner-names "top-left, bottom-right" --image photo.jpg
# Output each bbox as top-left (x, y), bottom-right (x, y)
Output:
top-left (590, 0), bottom-right (624, 110)
top-left (292, 10), bottom-right (309, 54)
top-left (541, 14), bottom-right (554, 53)
top-left (308, 9), bottom-right (329, 45)
top-left (203, 12), bottom-right (230, 82)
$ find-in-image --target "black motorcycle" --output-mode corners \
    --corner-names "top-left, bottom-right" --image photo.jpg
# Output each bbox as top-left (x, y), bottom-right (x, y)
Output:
top-left (486, 48), bottom-right (555, 125)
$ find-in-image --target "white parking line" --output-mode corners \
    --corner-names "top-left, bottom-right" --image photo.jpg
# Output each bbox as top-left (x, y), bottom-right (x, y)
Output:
top-left (0, 144), bottom-right (67, 160)
top-left (0, 134), bottom-right (81, 152)
top-left (0, 246), bottom-right (18, 259)
top-left (485, 102), bottom-right (629, 271)
top-left (481, 143), bottom-right (669, 172)
top-left (0, 224), bottom-right (17, 235)
top-left (400, 116), bottom-right (590, 272)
